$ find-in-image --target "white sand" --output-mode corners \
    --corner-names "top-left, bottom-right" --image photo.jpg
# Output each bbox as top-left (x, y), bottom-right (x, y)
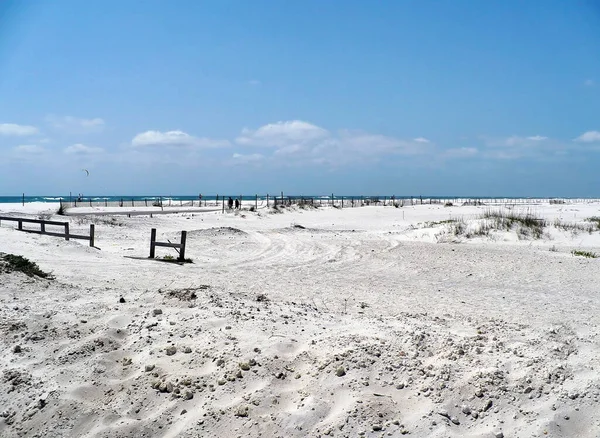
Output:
top-left (1, 201), bottom-right (599, 437)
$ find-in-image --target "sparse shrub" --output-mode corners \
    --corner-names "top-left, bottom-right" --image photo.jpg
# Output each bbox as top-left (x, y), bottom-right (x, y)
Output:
top-left (444, 202), bottom-right (453, 207)
top-left (57, 204), bottom-right (65, 215)
top-left (571, 250), bottom-right (598, 258)
top-left (256, 293), bottom-right (270, 302)
top-left (549, 245), bottom-right (558, 252)
top-left (249, 206), bottom-right (256, 212)
top-left (481, 209), bottom-right (545, 239)
top-left (586, 217), bottom-right (600, 230)
top-left (553, 219), bottom-right (595, 235)
top-left (0, 253), bottom-right (53, 279)
top-left (451, 220), bottom-right (466, 236)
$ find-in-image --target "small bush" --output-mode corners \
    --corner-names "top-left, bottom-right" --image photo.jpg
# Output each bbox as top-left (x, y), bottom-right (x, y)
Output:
top-left (586, 217), bottom-right (600, 230)
top-left (482, 209), bottom-right (545, 239)
top-left (553, 219), bottom-right (594, 235)
top-left (571, 250), bottom-right (598, 258)
top-left (249, 206), bottom-right (256, 212)
top-left (444, 202), bottom-right (453, 207)
top-left (549, 245), bottom-right (558, 252)
top-left (57, 204), bottom-right (65, 215)
top-left (0, 253), bottom-right (53, 279)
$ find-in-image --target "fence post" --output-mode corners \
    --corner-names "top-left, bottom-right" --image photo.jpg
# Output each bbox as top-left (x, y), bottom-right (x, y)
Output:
top-left (222, 197), bottom-right (225, 213)
top-left (64, 223), bottom-right (70, 241)
top-left (40, 222), bottom-right (45, 233)
top-left (266, 194), bottom-right (269, 207)
top-left (341, 197), bottom-right (344, 208)
top-left (255, 194), bottom-right (258, 210)
top-left (149, 228), bottom-right (156, 258)
top-left (178, 231), bottom-right (187, 262)
top-left (90, 224), bottom-right (95, 247)
top-left (22, 193), bottom-right (24, 206)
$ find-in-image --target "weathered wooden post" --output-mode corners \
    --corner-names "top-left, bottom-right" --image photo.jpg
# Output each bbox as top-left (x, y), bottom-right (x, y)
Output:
top-left (64, 223), bottom-right (70, 241)
top-left (341, 197), bottom-right (344, 208)
top-left (22, 193), bottom-right (24, 206)
top-left (266, 194), bottom-right (269, 207)
top-left (222, 197), bottom-right (225, 213)
top-left (178, 231), bottom-right (187, 262)
top-left (90, 224), bottom-right (95, 247)
top-left (255, 194), bottom-right (258, 210)
top-left (149, 228), bottom-right (157, 258)
top-left (145, 199), bottom-right (147, 207)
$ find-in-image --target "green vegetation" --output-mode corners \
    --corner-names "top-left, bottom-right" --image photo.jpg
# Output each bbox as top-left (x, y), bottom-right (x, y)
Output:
top-left (481, 209), bottom-right (546, 239)
top-left (571, 250), bottom-right (598, 259)
top-left (586, 217), bottom-right (600, 230)
top-left (0, 254), bottom-right (53, 279)
top-left (157, 254), bottom-right (193, 263)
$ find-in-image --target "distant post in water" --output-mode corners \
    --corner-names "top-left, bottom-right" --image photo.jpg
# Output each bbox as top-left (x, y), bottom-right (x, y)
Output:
top-left (22, 193), bottom-right (24, 206)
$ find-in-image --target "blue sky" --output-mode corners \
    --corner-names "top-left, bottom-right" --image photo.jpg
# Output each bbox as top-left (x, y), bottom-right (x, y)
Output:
top-left (1, 0), bottom-right (600, 197)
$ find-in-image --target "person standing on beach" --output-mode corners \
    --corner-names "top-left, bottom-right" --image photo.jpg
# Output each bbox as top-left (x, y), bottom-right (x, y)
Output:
top-left (228, 197), bottom-right (233, 209)
top-left (235, 198), bottom-right (240, 209)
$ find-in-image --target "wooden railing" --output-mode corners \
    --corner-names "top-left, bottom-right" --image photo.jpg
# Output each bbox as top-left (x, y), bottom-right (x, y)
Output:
top-left (149, 228), bottom-right (187, 261)
top-left (0, 216), bottom-right (95, 247)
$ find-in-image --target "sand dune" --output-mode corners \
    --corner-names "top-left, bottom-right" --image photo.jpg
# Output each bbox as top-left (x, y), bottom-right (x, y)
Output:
top-left (1, 202), bottom-right (599, 437)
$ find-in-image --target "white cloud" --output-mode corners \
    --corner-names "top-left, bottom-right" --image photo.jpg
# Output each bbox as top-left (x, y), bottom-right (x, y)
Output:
top-left (274, 144), bottom-right (303, 156)
top-left (234, 120), bottom-right (432, 167)
top-left (413, 137), bottom-right (430, 143)
top-left (444, 147), bottom-right (478, 158)
top-left (47, 115), bottom-right (105, 133)
top-left (64, 143), bottom-right (104, 155)
top-left (526, 135), bottom-right (547, 141)
top-left (339, 130), bottom-right (429, 155)
top-left (574, 131), bottom-right (600, 143)
top-left (236, 120), bottom-right (329, 148)
top-left (132, 130), bottom-right (229, 148)
top-left (232, 153), bottom-right (264, 163)
top-left (14, 144), bottom-right (44, 154)
top-left (0, 123), bottom-right (39, 136)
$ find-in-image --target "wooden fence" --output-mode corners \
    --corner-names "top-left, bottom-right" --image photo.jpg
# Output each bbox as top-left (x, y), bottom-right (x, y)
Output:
top-left (0, 216), bottom-right (95, 247)
top-left (149, 228), bottom-right (187, 261)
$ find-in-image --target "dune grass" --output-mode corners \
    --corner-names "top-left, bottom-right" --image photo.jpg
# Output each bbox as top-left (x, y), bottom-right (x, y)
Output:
top-left (571, 250), bottom-right (598, 259)
top-left (0, 253), bottom-right (53, 279)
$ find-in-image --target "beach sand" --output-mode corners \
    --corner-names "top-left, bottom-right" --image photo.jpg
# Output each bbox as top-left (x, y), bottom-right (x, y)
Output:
top-left (1, 201), bottom-right (599, 437)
